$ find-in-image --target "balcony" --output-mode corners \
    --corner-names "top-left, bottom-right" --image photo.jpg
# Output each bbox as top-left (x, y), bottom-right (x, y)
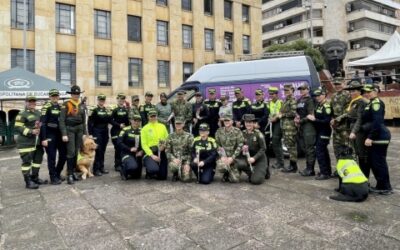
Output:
top-left (262, 7), bottom-right (305, 25)
top-left (347, 28), bottom-right (392, 41)
top-left (347, 9), bottom-right (400, 26)
top-left (262, 19), bottom-right (324, 40)
top-left (347, 47), bottom-right (378, 61)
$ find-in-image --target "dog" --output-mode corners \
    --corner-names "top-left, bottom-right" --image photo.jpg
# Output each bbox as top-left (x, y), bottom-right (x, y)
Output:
top-left (77, 135), bottom-right (97, 180)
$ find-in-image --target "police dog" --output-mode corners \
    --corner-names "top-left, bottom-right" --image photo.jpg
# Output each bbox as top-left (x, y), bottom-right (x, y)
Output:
top-left (77, 135), bottom-right (97, 180)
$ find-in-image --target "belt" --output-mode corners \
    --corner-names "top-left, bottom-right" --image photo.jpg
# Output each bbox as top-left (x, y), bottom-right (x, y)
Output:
top-left (47, 123), bottom-right (58, 128)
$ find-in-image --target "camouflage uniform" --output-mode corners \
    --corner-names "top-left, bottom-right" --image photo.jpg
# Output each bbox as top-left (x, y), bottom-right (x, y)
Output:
top-left (139, 102), bottom-right (156, 126)
top-left (171, 99), bottom-right (192, 131)
top-left (280, 93), bottom-right (298, 166)
top-left (331, 89), bottom-right (351, 160)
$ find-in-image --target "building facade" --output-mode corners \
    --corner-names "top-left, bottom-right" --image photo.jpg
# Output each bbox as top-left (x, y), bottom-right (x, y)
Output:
top-left (262, 0), bottom-right (400, 69)
top-left (0, 0), bottom-right (262, 102)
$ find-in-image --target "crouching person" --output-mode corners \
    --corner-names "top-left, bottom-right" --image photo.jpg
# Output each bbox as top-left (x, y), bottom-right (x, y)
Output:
top-left (166, 116), bottom-right (194, 182)
top-left (191, 123), bottom-right (218, 184)
top-left (329, 147), bottom-right (369, 202)
top-left (117, 115), bottom-right (143, 180)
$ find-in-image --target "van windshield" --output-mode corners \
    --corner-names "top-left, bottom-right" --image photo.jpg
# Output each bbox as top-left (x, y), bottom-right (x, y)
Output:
top-left (168, 87), bottom-right (198, 104)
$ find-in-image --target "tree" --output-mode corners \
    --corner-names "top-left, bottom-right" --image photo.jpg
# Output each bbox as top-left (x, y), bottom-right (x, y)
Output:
top-left (265, 40), bottom-right (325, 71)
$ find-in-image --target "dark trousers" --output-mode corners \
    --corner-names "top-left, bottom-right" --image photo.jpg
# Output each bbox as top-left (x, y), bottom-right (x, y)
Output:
top-left (190, 163), bottom-right (215, 184)
top-left (19, 145), bottom-right (44, 175)
top-left (66, 125), bottom-right (84, 175)
top-left (111, 126), bottom-right (122, 168)
top-left (93, 127), bottom-right (109, 172)
top-left (121, 155), bottom-right (143, 179)
top-left (143, 152), bottom-right (168, 180)
top-left (208, 120), bottom-right (219, 138)
top-left (316, 135), bottom-right (331, 176)
top-left (369, 144), bottom-right (392, 190)
top-left (271, 122), bottom-right (284, 167)
top-left (301, 123), bottom-right (316, 170)
top-left (44, 130), bottom-right (67, 180)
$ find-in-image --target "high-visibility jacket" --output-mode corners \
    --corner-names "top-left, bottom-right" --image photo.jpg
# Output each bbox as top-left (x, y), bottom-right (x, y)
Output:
top-left (336, 159), bottom-right (368, 184)
top-left (140, 121), bottom-right (168, 156)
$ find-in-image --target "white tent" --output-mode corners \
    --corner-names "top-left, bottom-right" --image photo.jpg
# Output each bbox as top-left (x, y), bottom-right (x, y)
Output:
top-left (348, 31), bottom-right (400, 68)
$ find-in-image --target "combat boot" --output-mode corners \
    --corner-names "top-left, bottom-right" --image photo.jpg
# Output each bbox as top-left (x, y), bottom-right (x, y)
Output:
top-left (23, 174), bottom-right (39, 189)
top-left (281, 161), bottom-right (297, 173)
top-left (67, 175), bottom-right (74, 185)
top-left (171, 173), bottom-right (179, 182)
top-left (31, 168), bottom-right (48, 185)
top-left (299, 168), bottom-right (315, 177)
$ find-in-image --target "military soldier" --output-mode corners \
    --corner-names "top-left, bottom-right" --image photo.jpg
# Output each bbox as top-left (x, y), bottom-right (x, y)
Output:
top-left (307, 88), bottom-right (332, 180)
top-left (129, 95), bottom-right (141, 118)
top-left (40, 89), bottom-right (66, 185)
top-left (280, 84), bottom-right (298, 173)
top-left (140, 92), bottom-right (156, 125)
top-left (117, 114), bottom-right (144, 180)
top-left (15, 96), bottom-right (45, 189)
top-left (165, 117), bottom-right (194, 182)
top-left (110, 93), bottom-right (129, 172)
top-left (171, 90), bottom-right (192, 131)
top-left (215, 113), bottom-right (245, 183)
top-left (237, 114), bottom-right (268, 185)
top-left (191, 123), bottom-right (218, 184)
top-left (192, 92), bottom-right (209, 137)
top-left (250, 89), bottom-right (269, 133)
top-left (204, 88), bottom-right (222, 137)
top-left (88, 94), bottom-right (111, 176)
top-left (295, 83), bottom-right (316, 176)
top-left (59, 85), bottom-right (87, 184)
top-left (232, 87), bottom-right (251, 129)
top-left (156, 92), bottom-right (172, 131)
top-left (218, 95), bottom-right (232, 127)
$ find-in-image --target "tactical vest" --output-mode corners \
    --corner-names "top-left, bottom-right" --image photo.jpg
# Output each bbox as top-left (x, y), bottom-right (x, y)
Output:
top-left (336, 159), bottom-right (368, 184)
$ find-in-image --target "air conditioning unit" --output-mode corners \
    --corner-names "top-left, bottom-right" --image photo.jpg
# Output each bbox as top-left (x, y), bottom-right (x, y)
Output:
top-left (272, 40), bottom-right (279, 44)
top-left (373, 44), bottom-right (380, 49)
top-left (277, 8), bottom-right (282, 13)
top-left (353, 44), bottom-right (360, 49)
top-left (348, 26), bottom-right (354, 32)
top-left (345, 3), bottom-right (352, 13)
top-left (274, 23), bottom-right (284, 29)
top-left (278, 39), bottom-right (286, 44)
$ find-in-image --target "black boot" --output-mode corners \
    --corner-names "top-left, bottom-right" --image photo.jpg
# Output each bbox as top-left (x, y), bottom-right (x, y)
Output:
top-left (67, 175), bottom-right (74, 185)
top-left (31, 168), bottom-right (48, 185)
top-left (171, 173), bottom-right (179, 182)
top-left (66, 158), bottom-right (75, 185)
top-left (23, 174), bottom-right (39, 189)
top-left (282, 161), bottom-right (297, 173)
top-left (299, 167), bottom-right (315, 177)
top-left (50, 176), bottom-right (62, 185)
top-left (265, 166), bottom-right (271, 179)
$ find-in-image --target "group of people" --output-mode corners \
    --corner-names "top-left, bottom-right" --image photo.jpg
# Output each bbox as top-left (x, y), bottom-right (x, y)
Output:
top-left (15, 78), bottom-right (393, 201)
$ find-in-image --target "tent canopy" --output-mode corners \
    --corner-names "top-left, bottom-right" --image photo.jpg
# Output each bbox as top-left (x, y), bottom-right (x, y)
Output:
top-left (0, 67), bottom-right (70, 100)
top-left (348, 31), bottom-right (400, 68)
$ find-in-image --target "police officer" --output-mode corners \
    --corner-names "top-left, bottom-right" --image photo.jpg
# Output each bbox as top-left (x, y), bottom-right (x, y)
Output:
top-left (215, 113), bottom-right (245, 183)
top-left (40, 89), bottom-right (66, 184)
top-left (192, 92), bottom-right (209, 137)
top-left (280, 84), bottom-right (298, 173)
top-left (191, 123), bottom-right (218, 184)
top-left (141, 109), bottom-right (169, 180)
top-left (156, 92), bottom-right (172, 131)
top-left (232, 87), bottom-right (251, 129)
top-left (118, 114), bottom-right (144, 180)
top-left (171, 90), bottom-right (192, 132)
top-left (295, 83), bottom-right (316, 176)
top-left (140, 92), bottom-right (156, 125)
top-left (15, 96), bottom-right (45, 189)
top-left (238, 114), bottom-right (268, 185)
top-left (166, 117), bottom-right (194, 182)
top-left (362, 84), bottom-right (392, 195)
top-left (60, 85), bottom-right (87, 185)
top-left (204, 88), bottom-right (222, 137)
top-left (110, 93), bottom-right (130, 172)
top-left (250, 89), bottom-right (269, 133)
top-left (130, 95), bottom-right (141, 118)
top-left (307, 88), bottom-right (332, 180)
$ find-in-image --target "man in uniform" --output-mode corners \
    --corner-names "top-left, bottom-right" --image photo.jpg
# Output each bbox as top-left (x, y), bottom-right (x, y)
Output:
top-left (280, 84), bottom-right (298, 173)
top-left (15, 96), bottom-right (45, 189)
top-left (140, 92), bottom-right (156, 125)
top-left (156, 92), bottom-right (172, 131)
top-left (295, 83), bottom-right (316, 176)
top-left (130, 95), bottom-right (141, 118)
top-left (60, 85), bottom-right (87, 184)
top-left (232, 87), bottom-right (251, 129)
top-left (165, 117), bottom-right (194, 182)
top-left (192, 92), bottom-right (209, 137)
top-left (215, 113), bottom-right (245, 183)
top-left (40, 89), bottom-right (66, 184)
top-left (250, 89), bottom-right (269, 133)
top-left (171, 90), bottom-right (192, 132)
top-left (110, 93), bottom-right (130, 172)
top-left (204, 88), bottom-right (222, 137)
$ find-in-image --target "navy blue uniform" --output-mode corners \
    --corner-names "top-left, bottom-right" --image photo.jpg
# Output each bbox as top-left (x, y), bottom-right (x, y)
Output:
top-left (313, 101), bottom-right (332, 176)
top-left (40, 101), bottom-right (67, 182)
top-left (117, 126), bottom-right (143, 179)
top-left (139, 103), bottom-right (156, 126)
top-left (232, 98), bottom-right (251, 128)
top-left (204, 99), bottom-right (221, 137)
top-left (250, 101), bottom-right (269, 133)
top-left (110, 105), bottom-right (129, 170)
top-left (190, 136), bottom-right (218, 184)
top-left (192, 102), bottom-right (209, 137)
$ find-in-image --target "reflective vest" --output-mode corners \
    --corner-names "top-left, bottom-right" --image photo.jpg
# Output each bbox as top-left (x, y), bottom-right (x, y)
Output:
top-left (336, 159), bottom-right (368, 184)
top-left (268, 99), bottom-right (282, 117)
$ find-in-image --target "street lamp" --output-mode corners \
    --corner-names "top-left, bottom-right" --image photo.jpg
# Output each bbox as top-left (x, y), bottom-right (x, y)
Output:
top-left (302, 0), bottom-right (314, 47)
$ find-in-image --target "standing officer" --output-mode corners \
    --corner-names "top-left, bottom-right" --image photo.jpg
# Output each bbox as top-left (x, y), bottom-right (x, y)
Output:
top-left (191, 123), bottom-right (218, 184)
top-left (110, 93), bottom-right (129, 172)
top-left (232, 87), bottom-right (251, 129)
top-left (307, 88), bottom-right (332, 180)
top-left (118, 114), bottom-right (144, 180)
top-left (250, 89), bottom-right (269, 133)
top-left (40, 89), bottom-right (66, 185)
top-left (165, 117), bottom-right (194, 182)
top-left (88, 94), bottom-right (111, 176)
top-left (204, 88), bottom-right (222, 137)
top-left (156, 92), bottom-right (172, 130)
top-left (266, 87), bottom-right (284, 170)
top-left (238, 114), bottom-right (267, 185)
top-left (295, 83), bottom-right (316, 176)
top-left (130, 95), bottom-right (141, 118)
top-left (192, 92), bottom-right (209, 137)
top-left (280, 84), bottom-right (298, 173)
top-left (140, 92), bottom-right (156, 126)
top-left (60, 85), bottom-right (87, 185)
top-left (215, 113), bottom-right (245, 183)
top-left (171, 90), bottom-right (192, 132)
top-left (15, 95), bottom-right (45, 189)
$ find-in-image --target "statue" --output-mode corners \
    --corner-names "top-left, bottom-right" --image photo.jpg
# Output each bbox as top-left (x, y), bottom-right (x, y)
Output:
top-left (321, 39), bottom-right (348, 77)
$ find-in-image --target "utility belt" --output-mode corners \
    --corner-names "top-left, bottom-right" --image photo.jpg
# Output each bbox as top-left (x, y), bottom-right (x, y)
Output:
top-left (47, 122), bottom-right (59, 129)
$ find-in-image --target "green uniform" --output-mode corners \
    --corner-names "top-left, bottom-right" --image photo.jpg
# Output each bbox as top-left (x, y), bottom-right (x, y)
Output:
top-left (129, 105), bottom-right (140, 119)
top-left (267, 99), bottom-right (284, 168)
top-left (331, 90), bottom-right (351, 159)
top-left (281, 96), bottom-right (298, 162)
top-left (171, 100), bottom-right (192, 131)
top-left (140, 102), bottom-right (156, 125)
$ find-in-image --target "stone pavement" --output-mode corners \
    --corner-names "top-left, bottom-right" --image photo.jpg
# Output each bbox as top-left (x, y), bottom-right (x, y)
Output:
top-left (0, 130), bottom-right (399, 250)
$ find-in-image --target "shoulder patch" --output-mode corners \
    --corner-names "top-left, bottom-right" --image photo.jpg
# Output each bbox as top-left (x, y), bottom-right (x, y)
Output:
top-left (372, 102), bottom-right (380, 111)
top-left (194, 136), bottom-right (201, 142)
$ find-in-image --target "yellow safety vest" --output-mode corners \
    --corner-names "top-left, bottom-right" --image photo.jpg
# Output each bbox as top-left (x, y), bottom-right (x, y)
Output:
top-left (268, 99), bottom-right (282, 116)
top-left (336, 159), bottom-right (368, 184)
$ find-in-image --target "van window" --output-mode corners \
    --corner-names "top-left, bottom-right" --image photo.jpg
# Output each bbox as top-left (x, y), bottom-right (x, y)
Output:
top-left (167, 87), bottom-right (197, 104)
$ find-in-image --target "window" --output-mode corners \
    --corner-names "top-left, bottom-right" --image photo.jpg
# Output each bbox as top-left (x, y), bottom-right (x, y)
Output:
top-left (94, 10), bottom-right (111, 39)
top-left (11, 49), bottom-right (35, 72)
top-left (157, 20), bottom-right (169, 45)
top-left (204, 29), bottom-right (214, 50)
top-left (95, 56), bottom-right (112, 86)
top-left (183, 63), bottom-right (193, 82)
top-left (158, 61), bottom-right (170, 88)
top-left (224, 32), bottom-right (233, 53)
top-left (156, 0), bottom-right (168, 6)
top-left (182, 0), bottom-right (192, 11)
top-left (182, 25), bottom-right (193, 49)
top-left (11, 0), bottom-right (34, 30)
top-left (56, 3), bottom-right (75, 34)
top-left (224, 0), bottom-right (232, 19)
top-left (56, 52), bottom-right (76, 86)
top-left (242, 5), bottom-right (250, 23)
top-left (128, 58), bottom-right (142, 87)
top-left (128, 15), bottom-right (141, 42)
top-left (243, 35), bottom-right (250, 54)
top-left (204, 0), bottom-right (213, 15)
